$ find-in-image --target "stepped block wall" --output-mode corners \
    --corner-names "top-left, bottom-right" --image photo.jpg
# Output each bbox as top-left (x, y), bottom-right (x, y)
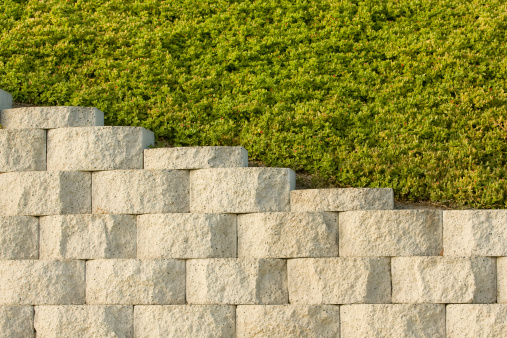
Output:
top-left (0, 90), bottom-right (506, 336)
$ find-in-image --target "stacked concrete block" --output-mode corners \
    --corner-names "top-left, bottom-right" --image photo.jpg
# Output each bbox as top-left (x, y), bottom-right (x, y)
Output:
top-left (0, 106), bottom-right (104, 129)
top-left (47, 126), bottom-right (154, 171)
top-left (0, 91), bottom-right (504, 336)
top-left (144, 146), bottom-right (248, 169)
top-left (0, 129), bottom-right (46, 172)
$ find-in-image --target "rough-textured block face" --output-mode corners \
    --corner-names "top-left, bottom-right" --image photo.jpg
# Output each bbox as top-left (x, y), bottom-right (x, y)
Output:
top-left (0, 106), bottom-right (104, 129)
top-left (392, 257), bottom-right (496, 303)
top-left (0, 216), bottom-right (38, 259)
top-left (86, 260), bottom-right (185, 305)
top-left (0, 129), bottom-right (46, 172)
top-left (0, 171), bottom-right (91, 216)
top-left (0, 89), bottom-right (12, 111)
top-left (190, 168), bottom-right (295, 213)
top-left (39, 214), bottom-right (136, 259)
top-left (144, 146), bottom-right (248, 169)
top-left (34, 306), bottom-right (133, 338)
top-left (290, 188), bottom-right (394, 212)
top-left (134, 305), bottom-right (235, 337)
top-left (137, 213), bottom-right (236, 259)
top-left (0, 260), bottom-right (85, 305)
top-left (498, 258), bottom-right (507, 303)
top-left (0, 306), bottom-right (34, 338)
top-left (340, 210), bottom-right (442, 256)
top-left (287, 258), bottom-right (391, 304)
top-left (92, 170), bottom-right (189, 214)
top-left (447, 305), bottom-right (507, 338)
top-left (238, 212), bottom-right (338, 258)
top-left (444, 210), bottom-right (507, 256)
top-left (341, 304), bottom-right (445, 338)
top-left (47, 126), bottom-right (154, 171)
top-left (237, 305), bottom-right (340, 337)
top-left (186, 258), bottom-right (288, 305)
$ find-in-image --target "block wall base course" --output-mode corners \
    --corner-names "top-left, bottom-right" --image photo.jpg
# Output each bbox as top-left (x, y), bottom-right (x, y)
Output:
top-left (0, 216), bottom-right (38, 260)
top-left (0, 171), bottom-right (91, 216)
top-left (0, 306), bottom-right (34, 338)
top-left (144, 146), bottom-right (248, 169)
top-left (137, 213), bottom-right (236, 259)
top-left (0, 129), bottom-right (46, 172)
top-left (47, 126), bottom-right (154, 171)
top-left (446, 304), bottom-right (507, 338)
top-left (238, 212), bottom-right (338, 258)
top-left (0, 106), bottom-right (104, 129)
top-left (290, 188), bottom-right (394, 212)
top-left (134, 305), bottom-right (235, 337)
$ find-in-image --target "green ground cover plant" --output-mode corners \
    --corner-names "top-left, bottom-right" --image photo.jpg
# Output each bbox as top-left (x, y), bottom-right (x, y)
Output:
top-left (1, 0), bottom-right (506, 207)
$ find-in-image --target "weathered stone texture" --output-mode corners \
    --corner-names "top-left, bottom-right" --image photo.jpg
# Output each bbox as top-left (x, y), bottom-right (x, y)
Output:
top-left (137, 213), bottom-right (236, 259)
top-left (236, 305), bottom-right (340, 337)
top-left (134, 305), bottom-right (235, 337)
top-left (0, 89), bottom-right (12, 111)
top-left (444, 210), bottom-right (507, 256)
top-left (34, 305), bottom-right (133, 338)
top-left (287, 258), bottom-right (391, 304)
top-left (0, 306), bottom-right (34, 338)
top-left (186, 258), bottom-right (288, 305)
top-left (86, 260), bottom-right (185, 305)
top-left (0, 129), bottom-right (46, 172)
top-left (0, 216), bottom-right (38, 259)
top-left (238, 212), bottom-right (338, 258)
top-left (0, 171), bottom-right (91, 216)
top-left (341, 304), bottom-right (445, 338)
top-left (290, 188), bottom-right (394, 212)
top-left (339, 210), bottom-right (442, 256)
top-left (447, 305), bottom-right (507, 338)
top-left (144, 146), bottom-right (248, 169)
top-left (47, 126), bottom-right (154, 171)
top-left (0, 106), bottom-right (104, 129)
top-left (392, 257), bottom-right (496, 303)
top-left (497, 258), bottom-right (507, 303)
top-left (92, 170), bottom-right (189, 214)
top-left (39, 214), bottom-right (136, 259)
top-left (0, 260), bottom-right (85, 304)
top-left (190, 168), bottom-right (295, 213)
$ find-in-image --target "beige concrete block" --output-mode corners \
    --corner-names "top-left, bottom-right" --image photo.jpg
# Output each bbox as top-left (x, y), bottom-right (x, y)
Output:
top-left (0, 129), bottom-right (46, 172)
top-left (238, 212), bottom-right (338, 258)
top-left (190, 168), bottom-right (295, 213)
top-left (40, 214), bottom-right (136, 259)
top-left (0, 171), bottom-right (91, 216)
top-left (0, 89), bottom-right (12, 111)
top-left (444, 210), bottom-right (507, 256)
top-left (47, 126), bottom-right (154, 171)
top-left (498, 258), bottom-right (507, 303)
top-left (340, 210), bottom-right (442, 256)
top-left (86, 260), bottom-right (185, 305)
top-left (392, 257), bottom-right (496, 303)
top-left (187, 258), bottom-right (288, 305)
top-left (0, 260), bottom-right (85, 304)
top-left (34, 305), bottom-right (133, 338)
top-left (0, 216), bottom-right (38, 259)
top-left (447, 305), bottom-right (507, 338)
top-left (144, 146), bottom-right (248, 169)
top-left (92, 170), bottom-right (189, 214)
top-left (1, 106), bottom-right (104, 129)
top-left (237, 305), bottom-right (340, 337)
top-left (341, 304), bottom-right (445, 338)
top-left (290, 188), bottom-right (394, 212)
top-left (134, 305), bottom-right (235, 337)
top-left (0, 306), bottom-right (34, 338)
top-left (287, 258), bottom-right (391, 304)
top-left (137, 213), bottom-right (236, 259)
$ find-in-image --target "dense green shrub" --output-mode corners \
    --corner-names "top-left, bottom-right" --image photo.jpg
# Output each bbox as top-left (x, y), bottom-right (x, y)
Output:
top-left (1, 0), bottom-right (506, 207)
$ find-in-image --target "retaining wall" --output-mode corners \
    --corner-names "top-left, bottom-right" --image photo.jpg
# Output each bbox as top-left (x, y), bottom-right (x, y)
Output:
top-left (0, 89), bottom-right (506, 337)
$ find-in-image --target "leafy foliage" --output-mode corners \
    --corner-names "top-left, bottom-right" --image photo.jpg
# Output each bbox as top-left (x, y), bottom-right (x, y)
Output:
top-left (1, 0), bottom-right (506, 207)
